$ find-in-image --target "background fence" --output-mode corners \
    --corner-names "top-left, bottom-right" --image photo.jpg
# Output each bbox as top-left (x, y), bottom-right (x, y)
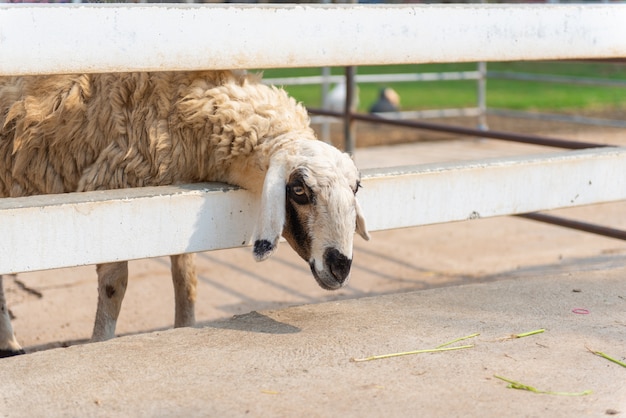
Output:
top-left (264, 61), bottom-right (626, 147)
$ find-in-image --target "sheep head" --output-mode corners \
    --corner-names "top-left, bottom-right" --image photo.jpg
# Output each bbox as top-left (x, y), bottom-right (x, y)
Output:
top-left (253, 138), bottom-right (370, 290)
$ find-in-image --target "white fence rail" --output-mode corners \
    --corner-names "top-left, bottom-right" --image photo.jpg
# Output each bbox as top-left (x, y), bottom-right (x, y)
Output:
top-left (1, 4), bottom-right (626, 75)
top-left (1, 4), bottom-right (626, 274)
top-left (2, 148), bottom-right (625, 275)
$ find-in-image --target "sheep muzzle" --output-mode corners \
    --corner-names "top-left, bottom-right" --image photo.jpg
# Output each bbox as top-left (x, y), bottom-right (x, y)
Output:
top-left (309, 248), bottom-right (352, 290)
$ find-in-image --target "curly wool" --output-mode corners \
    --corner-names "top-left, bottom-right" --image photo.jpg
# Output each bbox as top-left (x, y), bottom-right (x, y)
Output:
top-left (0, 70), bottom-right (370, 357)
top-left (0, 70), bottom-right (315, 197)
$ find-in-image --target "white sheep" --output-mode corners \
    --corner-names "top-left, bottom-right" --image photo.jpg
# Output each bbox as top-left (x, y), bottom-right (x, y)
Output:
top-left (0, 70), bottom-right (370, 357)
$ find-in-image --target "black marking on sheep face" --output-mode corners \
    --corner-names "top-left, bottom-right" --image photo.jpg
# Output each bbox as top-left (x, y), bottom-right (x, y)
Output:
top-left (282, 170), bottom-right (313, 261)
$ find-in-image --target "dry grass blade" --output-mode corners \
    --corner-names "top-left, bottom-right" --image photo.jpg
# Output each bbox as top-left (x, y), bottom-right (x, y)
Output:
top-left (586, 346), bottom-right (626, 368)
top-left (351, 332), bottom-right (480, 362)
top-left (498, 328), bottom-right (545, 341)
top-left (351, 344), bottom-right (474, 363)
top-left (494, 375), bottom-right (592, 396)
top-left (435, 333), bottom-right (480, 348)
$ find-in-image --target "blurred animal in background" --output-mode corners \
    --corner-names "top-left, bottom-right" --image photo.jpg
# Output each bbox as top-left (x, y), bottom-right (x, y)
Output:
top-left (323, 82), bottom-right (360, 112)
top-left (369, 87), bottom-right (400, 113)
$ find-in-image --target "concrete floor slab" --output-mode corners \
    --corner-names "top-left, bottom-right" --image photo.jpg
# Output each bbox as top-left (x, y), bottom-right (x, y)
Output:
top-left (1, 258), bottom-right (625, 417)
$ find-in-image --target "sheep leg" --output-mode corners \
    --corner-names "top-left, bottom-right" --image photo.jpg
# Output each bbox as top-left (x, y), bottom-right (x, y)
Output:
top-left (91, 262), bottom-right (128, 342)
top-left (0, 276), bottom-right (25, 357)
top-left (171, 254), bottom-right (197, 328)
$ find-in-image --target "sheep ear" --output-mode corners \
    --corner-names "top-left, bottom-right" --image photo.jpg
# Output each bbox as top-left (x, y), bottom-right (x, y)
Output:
top-left (252, 157), bottom-right (287, 261)
top-left (355, 198), bottom-right (370, 241)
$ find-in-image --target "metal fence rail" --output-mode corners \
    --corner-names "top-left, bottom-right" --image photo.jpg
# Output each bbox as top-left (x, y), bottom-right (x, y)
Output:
top-left (487, 108), bottom-right (626, 129)
top-left (308, 107), bottom-right (610, 150)
top-left (264, 71), bottom-right (482, 87)
top-left (487, 70), bottom-right (626, 88)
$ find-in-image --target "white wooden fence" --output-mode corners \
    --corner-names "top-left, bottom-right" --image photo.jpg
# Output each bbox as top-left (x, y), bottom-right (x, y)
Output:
top-left (1, 4), bottom-right (626, 274)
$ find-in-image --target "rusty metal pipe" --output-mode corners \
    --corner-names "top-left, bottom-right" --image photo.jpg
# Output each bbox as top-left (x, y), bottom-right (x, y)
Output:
top-left (308, 108), bottom-right (610, 150)
top-left (344, 67), bottom-right (357, 155)
top-left (517, 213), bottom-right (626, 241)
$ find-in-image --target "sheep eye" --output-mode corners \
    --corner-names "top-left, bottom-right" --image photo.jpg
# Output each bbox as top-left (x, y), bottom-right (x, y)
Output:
top-left (288, 182), bottom-right (310, 205)
top-left (354, 180), bottom-right (362, 195)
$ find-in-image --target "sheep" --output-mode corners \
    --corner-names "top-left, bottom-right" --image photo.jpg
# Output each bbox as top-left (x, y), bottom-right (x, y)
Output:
top-left (0, 70), bottom-right (370, 357)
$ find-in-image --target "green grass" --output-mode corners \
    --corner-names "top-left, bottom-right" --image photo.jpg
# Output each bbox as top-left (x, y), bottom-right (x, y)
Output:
top-left (257, 62), bottom-right (626, 113)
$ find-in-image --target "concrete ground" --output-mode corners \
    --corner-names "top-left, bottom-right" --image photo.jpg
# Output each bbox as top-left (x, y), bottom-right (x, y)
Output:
top-left (1, 127), bottom-right (626, 416)
top-left (1, 262), bottom-right (625, 417)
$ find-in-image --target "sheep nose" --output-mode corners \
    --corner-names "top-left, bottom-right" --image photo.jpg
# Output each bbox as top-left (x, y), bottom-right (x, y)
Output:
top-left (325, 248), bottom-right (352, 284)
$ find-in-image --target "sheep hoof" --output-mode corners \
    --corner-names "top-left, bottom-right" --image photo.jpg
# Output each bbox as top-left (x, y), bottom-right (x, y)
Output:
top-left (0, 348), bottom-right (26, 358)
top-left (253, 239), bottom-right (275, 261)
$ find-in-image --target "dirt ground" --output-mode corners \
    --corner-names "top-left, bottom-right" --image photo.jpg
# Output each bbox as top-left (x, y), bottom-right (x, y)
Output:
top-left (4, 114), bottom-right (626, 355)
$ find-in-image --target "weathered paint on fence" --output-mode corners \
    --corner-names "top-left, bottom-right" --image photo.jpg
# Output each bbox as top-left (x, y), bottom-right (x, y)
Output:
top-left (1, 4), bottom-right (625, 75)
top-left (0, 184), bottom-right (256, 274)
top-left (358, 147), bottom-right (626, 232)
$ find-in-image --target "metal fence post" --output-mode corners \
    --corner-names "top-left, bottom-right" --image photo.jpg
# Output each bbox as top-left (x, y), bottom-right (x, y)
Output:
top-left (320, 66), bottom-right (332, 144)
top-left (344, 66), bottom-right (357, 155)
top-left (477, 61), bottom-right (488, 131)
